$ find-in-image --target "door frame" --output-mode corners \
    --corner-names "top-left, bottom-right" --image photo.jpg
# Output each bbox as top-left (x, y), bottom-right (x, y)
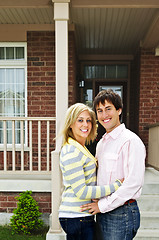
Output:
top-left (80, 61), bottom-right (130, 127)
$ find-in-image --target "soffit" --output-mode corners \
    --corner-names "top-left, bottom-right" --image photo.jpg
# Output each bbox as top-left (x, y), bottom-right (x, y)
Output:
top-left (70, 7), bottom-right (158, 55)
top-left (0, 0), bottom-right (159, 55)
top-left (0, 8), bottom-right (54, 24)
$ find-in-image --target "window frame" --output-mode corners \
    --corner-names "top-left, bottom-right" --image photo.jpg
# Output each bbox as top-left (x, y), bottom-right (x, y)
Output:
top-left (0, 42), bottom-right (27, 148)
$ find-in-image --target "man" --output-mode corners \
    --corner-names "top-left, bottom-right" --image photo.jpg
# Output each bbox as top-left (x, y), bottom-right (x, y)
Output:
top-left (81, 89), bottom-right (146, 240)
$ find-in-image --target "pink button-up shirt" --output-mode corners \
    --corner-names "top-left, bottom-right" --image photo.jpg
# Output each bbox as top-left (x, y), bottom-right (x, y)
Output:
top-left (96, 123), bottom-right (146, 213)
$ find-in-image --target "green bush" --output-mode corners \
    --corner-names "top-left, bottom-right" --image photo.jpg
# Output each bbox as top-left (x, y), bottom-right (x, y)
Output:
top-left (10, 191), bottom-right (44, 235)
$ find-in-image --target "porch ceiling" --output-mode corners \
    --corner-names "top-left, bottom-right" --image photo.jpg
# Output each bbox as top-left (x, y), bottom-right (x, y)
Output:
top-left (0, 0), bottom-right (159, 56)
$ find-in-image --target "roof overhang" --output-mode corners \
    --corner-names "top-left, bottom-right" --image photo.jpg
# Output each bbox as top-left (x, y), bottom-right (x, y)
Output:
top-left (0, 0), bottom-right (159, 56)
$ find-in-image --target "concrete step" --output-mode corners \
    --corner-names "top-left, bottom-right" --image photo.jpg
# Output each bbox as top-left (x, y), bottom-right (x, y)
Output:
top-left (137, 195), bottom-right (159, 211)
top-left (135, 168), bottom-right (159, 239)
top-left (142, 183), bottom-right (159, 195)
top-left (142, 167), bottom-right (159, 195)
top-left (140, 211), bottom-right (159, 229)
top-left (134, 229), bottom-right (159, 239)
top-left (144, 168), bottom-right (159, 183)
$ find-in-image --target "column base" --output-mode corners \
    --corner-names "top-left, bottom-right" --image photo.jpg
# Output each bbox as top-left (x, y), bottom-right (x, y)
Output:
top-left (46, 228), bottom-right (66, 240)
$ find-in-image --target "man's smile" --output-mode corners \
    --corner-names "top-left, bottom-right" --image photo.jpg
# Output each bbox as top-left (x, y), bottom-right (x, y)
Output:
top-left (103, 119), bottom-right (111, 123)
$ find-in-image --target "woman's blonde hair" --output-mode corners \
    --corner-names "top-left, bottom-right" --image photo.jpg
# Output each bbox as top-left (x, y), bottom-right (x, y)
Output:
top-left (61, 103), bottom-right (97, 145)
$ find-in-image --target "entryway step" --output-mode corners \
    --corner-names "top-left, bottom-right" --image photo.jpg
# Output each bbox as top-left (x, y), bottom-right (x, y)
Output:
top-left (137, 195), bottom-right (159, 211)
top-left (140, 211), bottom-right (159, 229)
top-left (144, 168), bottom-right (159, 183)
top-left (142, 183), bottom-right (159, 195)
top-left (134, 229), bottom-right (159, 239)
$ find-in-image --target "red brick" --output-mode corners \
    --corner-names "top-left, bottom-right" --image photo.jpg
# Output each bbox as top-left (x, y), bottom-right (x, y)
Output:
top-left (139, 48), bottom-right (159, 157)
top-left (0, 196), bottom-right (7, 201)
top-left (7, 196), bottom-right (16, 202)
top-left (1, 202), bottom-right (16, 208)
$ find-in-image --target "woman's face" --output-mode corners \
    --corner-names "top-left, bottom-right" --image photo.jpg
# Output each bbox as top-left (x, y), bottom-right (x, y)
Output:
top-left (70, 110), bottom-right (92, 146)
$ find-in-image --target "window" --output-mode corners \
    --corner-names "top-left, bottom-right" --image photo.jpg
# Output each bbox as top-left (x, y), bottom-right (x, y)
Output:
top-left (0, 43), bottom-right (27, 144)
top-left (84, 64), bottom-right (128, 79)
top-left (81, 64), bottom-right (129, 107)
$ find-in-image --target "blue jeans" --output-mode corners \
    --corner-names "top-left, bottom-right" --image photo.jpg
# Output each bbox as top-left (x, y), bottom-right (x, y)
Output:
top-left (96, 201), bottom-right (140, 240)
top-left (59, 216), bottom-right (95, 240)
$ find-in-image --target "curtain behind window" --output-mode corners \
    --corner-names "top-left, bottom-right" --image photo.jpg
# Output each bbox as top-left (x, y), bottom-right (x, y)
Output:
top-left (0, 68), bottom-right (25, 144)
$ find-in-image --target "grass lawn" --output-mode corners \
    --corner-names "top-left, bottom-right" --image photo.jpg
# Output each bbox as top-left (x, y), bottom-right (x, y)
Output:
top-left (0, 225), bottom-right (49, 240)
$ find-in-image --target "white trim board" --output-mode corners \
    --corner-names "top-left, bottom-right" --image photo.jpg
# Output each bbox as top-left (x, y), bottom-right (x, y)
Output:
top-left (0, 179), bottom-right (51, 192)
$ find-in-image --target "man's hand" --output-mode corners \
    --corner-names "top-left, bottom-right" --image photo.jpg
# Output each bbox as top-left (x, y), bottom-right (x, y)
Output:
top-left (80, 200), bottom-right (100, 215)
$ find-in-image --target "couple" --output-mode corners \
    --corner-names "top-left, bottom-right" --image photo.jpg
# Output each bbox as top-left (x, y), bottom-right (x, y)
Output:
top-left (58, 89), bottom-right (146, 240)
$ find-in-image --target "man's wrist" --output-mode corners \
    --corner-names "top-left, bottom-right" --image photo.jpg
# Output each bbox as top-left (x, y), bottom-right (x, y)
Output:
top-left (98, 198), bottom-right (106, 213)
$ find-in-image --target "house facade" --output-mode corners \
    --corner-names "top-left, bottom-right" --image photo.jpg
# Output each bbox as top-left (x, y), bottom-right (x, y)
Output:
top-left (0, 0), bottom-right (159, 238)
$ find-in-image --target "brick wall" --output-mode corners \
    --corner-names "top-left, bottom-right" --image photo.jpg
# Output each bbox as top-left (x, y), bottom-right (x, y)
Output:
top-left (139, 49), bottom-right (159, 156)
top-left (0, 192), bottom-right (51, 214)
top-left (27, 31), bottom-right (56, 117)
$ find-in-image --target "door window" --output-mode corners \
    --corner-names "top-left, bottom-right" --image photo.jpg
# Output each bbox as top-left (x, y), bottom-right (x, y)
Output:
top-left (99, 85), bottom-right (123, 99)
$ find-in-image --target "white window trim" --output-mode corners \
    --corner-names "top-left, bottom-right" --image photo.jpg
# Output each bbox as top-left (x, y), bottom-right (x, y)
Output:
top-left (0, 42), bottom-right (27, 65)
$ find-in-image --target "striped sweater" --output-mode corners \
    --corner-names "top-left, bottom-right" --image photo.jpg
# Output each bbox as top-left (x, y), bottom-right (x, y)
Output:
top-left (59, 137), bottom-right (121, 218)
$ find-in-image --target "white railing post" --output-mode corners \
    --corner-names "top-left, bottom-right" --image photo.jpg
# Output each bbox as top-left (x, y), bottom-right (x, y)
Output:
top-left (3, 120), bottom-right (7, 171)
top-left (12, 120), bottom-right (15, 171)
top-left (20, 120), bottom-right (24, 171)
top-left (29, 120), bottom-right (33, 171)
top-left (38, 120), bottom-right (41, 171)
top-left (47, 121), bottom-right (50, 171)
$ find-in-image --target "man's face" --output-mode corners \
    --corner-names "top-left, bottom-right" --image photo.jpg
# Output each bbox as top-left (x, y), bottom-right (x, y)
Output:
top-left (96, 100), bottom-right (122, 133)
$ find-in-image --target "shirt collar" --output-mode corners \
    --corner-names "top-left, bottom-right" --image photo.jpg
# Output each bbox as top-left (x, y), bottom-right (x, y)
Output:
top-left (67, 137), bottom-right (97, 164)
top-left (103, 123), bottom-right (125, 140)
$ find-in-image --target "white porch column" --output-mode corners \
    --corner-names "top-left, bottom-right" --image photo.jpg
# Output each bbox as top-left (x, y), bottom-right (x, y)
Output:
top-left (54, 0), bottom-right (69, 148)
top-left (46, 1), bottom-right (69, 239)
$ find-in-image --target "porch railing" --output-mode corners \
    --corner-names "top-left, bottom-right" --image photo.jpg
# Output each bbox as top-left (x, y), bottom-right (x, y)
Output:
top-left (0, 117), bottom-right (56, 173)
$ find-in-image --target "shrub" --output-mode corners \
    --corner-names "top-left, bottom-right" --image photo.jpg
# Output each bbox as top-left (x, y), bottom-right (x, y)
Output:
top-left (10, 191), bottom-right (44, 235)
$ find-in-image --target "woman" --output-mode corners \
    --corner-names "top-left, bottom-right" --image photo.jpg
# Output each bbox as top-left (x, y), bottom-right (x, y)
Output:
top-left (59, 103), bottom-right (122, 240)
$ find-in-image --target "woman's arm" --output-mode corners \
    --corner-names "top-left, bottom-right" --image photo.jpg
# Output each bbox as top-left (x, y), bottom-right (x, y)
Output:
top-left (60, 149), bottom-right (122, 200)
